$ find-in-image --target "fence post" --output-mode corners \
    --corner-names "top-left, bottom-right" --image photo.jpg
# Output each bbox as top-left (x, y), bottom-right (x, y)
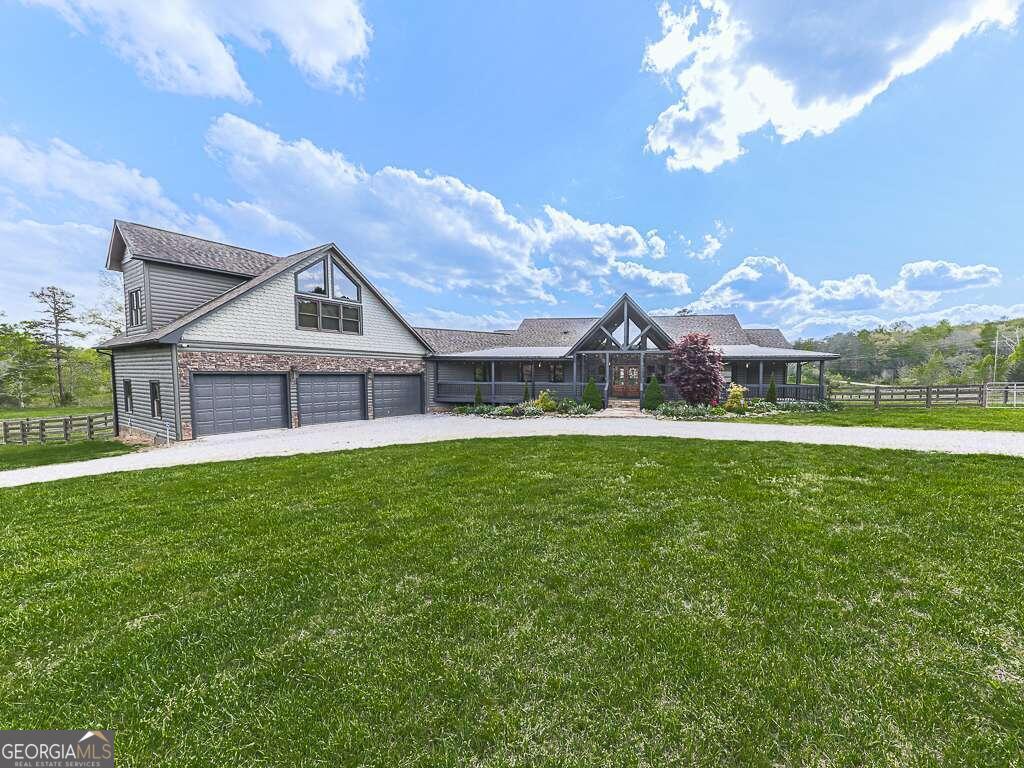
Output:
top-left (2, 421), bottom-right (8, 445)
top-left (925, 386), bottom-right (932, 408)
top-left (87, 415), bottom-right (94, 440)
top-left (874, 386), bottom-right (881, 408)
top-left (63, 417), bottom-right (71, 443)
top-left (38, 419), bottom-right (45, 444)
top-left (21, 420), bottom-right (28, 445)
top-left (979, 385), bottom-right (987, 408)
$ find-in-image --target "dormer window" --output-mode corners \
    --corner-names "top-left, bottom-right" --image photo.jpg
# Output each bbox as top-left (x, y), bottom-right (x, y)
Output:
top-left (294, 255), bottom-right (362, 334)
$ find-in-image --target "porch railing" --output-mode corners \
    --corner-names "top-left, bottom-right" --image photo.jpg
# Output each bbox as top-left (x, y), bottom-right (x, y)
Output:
top-left (436, 379), bottom-right (827, 404)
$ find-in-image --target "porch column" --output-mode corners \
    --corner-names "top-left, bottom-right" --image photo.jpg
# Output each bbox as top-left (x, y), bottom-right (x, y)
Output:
top-left (490, 361), bottom-right (496, 404)
top-left (758, 360), bottom-right (764, 395)
top-left (604, 352), bottom-right (610, 405)
top-left (818, 360), bottom-right (826, 401)
top-left (639, 351), bottom-right (645, 400)
top-left (572, 355), bottom-right (577, 398)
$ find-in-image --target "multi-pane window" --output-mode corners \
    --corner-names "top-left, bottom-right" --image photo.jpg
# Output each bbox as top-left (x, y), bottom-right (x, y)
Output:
top-left (149, 381), bottom-right (162, 418)
top-left (551, 363), bottom-right (565, 383)
top-left (473, 364), bottom-right (489, 382)
top-left (295, 256), bottom-right (362, 334)
top-left (296, 297), bottom-right (362, 334)
top-left (123, 379), bottom-right (134, 414)
top-left (128, 289), bottom-right (143, 327)
top-left (520, 363), bottom-right (534, 381)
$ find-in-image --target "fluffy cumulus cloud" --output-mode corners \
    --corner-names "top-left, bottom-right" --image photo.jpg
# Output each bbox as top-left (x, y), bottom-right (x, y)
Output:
top-left (23, 0), bottom-right (371, 101)
top-left (644, 0), bottom-right (1021, 171)
top-left (680, 254), bottom-right (1006, 335)
top-left (203, 114), bottom-right (689, 308)
top-left (0, 130), bottom-right (219, 321)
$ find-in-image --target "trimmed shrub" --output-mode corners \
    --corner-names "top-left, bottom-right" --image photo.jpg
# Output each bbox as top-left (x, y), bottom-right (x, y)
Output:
top-left (474, 382), bottom-right (483, 405)
top-left (561, 399), bottom-right (593, 417)
top-left (766, 377), bottom-right (777, 403)
top-left (723, 383), bottom-right (747, 414)
top-left (582, 377), bottom-right (604, 410)
top-left (534, 389), bottom-right (558, 412)
top-left (667, 333), bottom-right (725, 405)
top-left (642, 376), bottom-right (665, 411)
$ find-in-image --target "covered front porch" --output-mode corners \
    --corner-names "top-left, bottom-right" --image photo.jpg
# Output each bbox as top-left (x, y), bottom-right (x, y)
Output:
top-left (433, 350), bottom-right (830, 405)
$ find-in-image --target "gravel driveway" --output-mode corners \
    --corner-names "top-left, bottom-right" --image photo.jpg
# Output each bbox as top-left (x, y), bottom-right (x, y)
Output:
top-left (2, 414), bottom-right (1023, 488)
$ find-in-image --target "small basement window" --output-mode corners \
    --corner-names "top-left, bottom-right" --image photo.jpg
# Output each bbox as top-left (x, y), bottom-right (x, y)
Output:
top-left (149, 380), bottom-right (162, 419)
top-left (123, 379), bottom-right (134, 414)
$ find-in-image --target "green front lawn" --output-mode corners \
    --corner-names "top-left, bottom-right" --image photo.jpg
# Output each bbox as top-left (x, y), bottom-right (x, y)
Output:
top-left (2, 437), bottom-right (1022, 765)
top-left (0, 405), bottom-right (110, 421)
top-left (750, 406), bottom-right (1024, 431)
top-left (0, 440), bottom-right (137, 471)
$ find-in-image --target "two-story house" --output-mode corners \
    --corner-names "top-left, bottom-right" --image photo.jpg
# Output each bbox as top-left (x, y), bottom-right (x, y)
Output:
top-left (98, 221), bottom-right (837, 441)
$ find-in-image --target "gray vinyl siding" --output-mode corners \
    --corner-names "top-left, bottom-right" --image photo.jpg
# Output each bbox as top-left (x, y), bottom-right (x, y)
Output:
top-left (123, 258), bottom-right (147, 337)
top-left (112, 344), bottom-right (177, 440)
top-left (148, 262), bottom-right (245, 329)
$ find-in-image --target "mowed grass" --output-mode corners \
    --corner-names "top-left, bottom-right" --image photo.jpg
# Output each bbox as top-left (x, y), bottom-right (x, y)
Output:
top-left (2, 437), bottom-right (1022, 766)
top-left (748, 406), bottom-right (1024, 431)
top-left (0, 440), bottom-right (137, 471)
top-left (0, 405), bottom-right (110, 421)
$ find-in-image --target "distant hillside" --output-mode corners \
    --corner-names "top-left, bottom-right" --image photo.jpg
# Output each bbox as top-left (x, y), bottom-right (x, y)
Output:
top-left (795, 317), bottom-right (1024, 385)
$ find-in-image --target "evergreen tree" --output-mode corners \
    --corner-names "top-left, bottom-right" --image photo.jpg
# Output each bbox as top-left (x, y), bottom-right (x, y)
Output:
top-left (23, 287), bottom-right (85, 405)
top-left (582, 377), bottom-right (603, 410)
top-left (642, 375), bottom-right (664, 411)
top-left (765, 377), bottom-right (777, 403)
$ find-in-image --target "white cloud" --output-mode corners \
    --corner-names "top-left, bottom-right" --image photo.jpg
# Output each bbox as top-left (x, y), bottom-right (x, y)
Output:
top-left (0, 219), bottom-right (110, 323)
top-left (405, 308), bottom-right (521, 331)
top-left (644, 0), bottom-right (1021, 171)
top-left (0, 132), bottom-right (218, 235)
top-left (24, 0), bottom-right (371, 101)
top-left (898, 259), bottom-right (1002, 291)
top-left (790, 303), bottom-right (1024, 337)
top-left (203, 113), bottom-right (691, 306)
top-left (686, 254), bottom-right (1004, 333)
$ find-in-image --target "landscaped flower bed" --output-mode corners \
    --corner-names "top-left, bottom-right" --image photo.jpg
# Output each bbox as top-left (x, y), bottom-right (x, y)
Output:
top-left (453, 390), bottom-right (595, 418)
top-left (655, 389), bottom-right (842, 421)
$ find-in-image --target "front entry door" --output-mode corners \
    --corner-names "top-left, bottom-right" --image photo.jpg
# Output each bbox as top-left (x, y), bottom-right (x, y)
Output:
top-left (611, 365), bottom-right (640, 397)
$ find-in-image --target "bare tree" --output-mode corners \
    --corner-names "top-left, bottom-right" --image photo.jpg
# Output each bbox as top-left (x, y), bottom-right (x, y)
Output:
top-left (24, 286), bottom-right (85, 405)
top-left (675, 307), bottom-right (693, 316)
top-left (83, 271), bottom-right (126, 337)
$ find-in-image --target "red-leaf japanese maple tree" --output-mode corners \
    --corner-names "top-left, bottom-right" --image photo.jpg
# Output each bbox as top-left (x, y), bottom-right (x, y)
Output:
top-left (667, 332), bottom-right (725, 405)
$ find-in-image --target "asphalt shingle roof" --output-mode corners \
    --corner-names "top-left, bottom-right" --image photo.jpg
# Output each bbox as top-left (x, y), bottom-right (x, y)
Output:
top-left (116, 220), bottom-right (280, 276)
top-left (744, 328), bottom-right (791, 348)
top-left (414, 328), bottom-right (514, 354)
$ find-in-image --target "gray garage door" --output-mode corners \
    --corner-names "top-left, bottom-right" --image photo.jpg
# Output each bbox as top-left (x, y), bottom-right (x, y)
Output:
top-left (298, 374), bottom-right (365, 425)
top-left (372, 374), bottom-right (422, 417)
top-left (192, 374), bottom-right (288, 437)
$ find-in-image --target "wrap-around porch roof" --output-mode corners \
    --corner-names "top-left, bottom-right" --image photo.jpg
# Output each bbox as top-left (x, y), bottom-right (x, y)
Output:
top-left (418, 293), bottom-right (838, 365)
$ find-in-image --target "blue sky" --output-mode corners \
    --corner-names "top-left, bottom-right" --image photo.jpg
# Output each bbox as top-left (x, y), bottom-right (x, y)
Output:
top-left (1, 0), bottom-right (1023, 338)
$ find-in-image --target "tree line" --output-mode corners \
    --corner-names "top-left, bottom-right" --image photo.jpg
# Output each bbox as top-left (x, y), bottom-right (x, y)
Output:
top-left (795, 317), bottom-right (1024, 385)
top-left (1, 277), bottom-right (124, 410)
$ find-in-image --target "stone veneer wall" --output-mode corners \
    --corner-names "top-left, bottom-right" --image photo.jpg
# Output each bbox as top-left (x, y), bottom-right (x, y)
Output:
top-left (176, 349), bottom-right (424, 439)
